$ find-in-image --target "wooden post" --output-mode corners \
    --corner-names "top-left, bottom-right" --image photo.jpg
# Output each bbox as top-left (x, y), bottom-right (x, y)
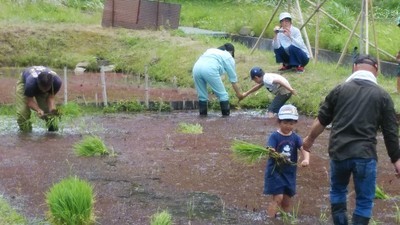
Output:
top-left (63, 66), bottom-right (68, 104)
top-left (145, 65), bottom-right (149, 109)
top-left (250, 0), bottom-right (283, 54)
top-left (100, 66), bottom-right (108, 107)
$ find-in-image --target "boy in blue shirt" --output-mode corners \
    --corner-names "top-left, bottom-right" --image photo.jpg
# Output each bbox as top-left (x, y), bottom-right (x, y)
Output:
top-left (264, 104), bottom-right (310, 218)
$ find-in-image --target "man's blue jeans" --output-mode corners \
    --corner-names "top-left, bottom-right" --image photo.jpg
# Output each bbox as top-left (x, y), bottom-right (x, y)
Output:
top-left (330, 158), bottom-right (377, 218)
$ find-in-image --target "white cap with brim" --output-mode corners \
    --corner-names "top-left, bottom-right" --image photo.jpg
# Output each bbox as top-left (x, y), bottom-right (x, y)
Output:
top-left (279, 12), bottom-right (292, 21)
top-left (278, 104), bottom-right (298, 120)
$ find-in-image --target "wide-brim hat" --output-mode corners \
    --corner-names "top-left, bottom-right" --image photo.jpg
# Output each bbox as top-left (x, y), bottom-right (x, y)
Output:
top-left (278, 104), bottom-right (299, 120)
top-left (279, 12), bottom-right (292, 21)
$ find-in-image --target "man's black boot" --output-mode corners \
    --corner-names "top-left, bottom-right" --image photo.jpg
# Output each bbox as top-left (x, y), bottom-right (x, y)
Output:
top-left (331, 203), bottom-right (348, 225)
top-left (220, 101), bottom-right (230, 116)
top-left (352, 214), bottom-right (370, 225)
top-left (198, 101), bottom-right (208, 116)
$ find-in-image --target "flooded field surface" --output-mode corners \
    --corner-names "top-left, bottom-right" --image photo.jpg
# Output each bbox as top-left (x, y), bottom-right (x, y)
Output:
top-left (1, 112), bottom-right (400, 225)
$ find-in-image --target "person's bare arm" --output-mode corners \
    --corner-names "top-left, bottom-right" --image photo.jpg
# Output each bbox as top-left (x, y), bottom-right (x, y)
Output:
top-left (241, 83), bottom-right (264, 100)
top-left (273, 79), bottom-right (296, 95)
top-left (47, 94), bottom-right (56, 112)
top-left (26, 97), bottom-right (44, 117)
top-left (231, 82), bottom-right (244, 99)
top-left (300, 147), bottom-right (310, 167)
top-left (303, 118), bottom-right (326, 151)
top-left (394, 159), bottom-right (400, 178)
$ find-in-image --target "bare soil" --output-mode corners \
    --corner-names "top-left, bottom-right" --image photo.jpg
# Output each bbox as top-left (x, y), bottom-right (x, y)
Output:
top-left (0, 72), bottom-right (399, 225)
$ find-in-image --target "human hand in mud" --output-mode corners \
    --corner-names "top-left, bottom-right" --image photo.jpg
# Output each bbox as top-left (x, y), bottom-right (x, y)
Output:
top-left (40, 109), bottom-right (61, 120)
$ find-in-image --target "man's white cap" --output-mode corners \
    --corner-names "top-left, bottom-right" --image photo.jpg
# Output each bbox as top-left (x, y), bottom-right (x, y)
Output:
top-left (278, 104), bottom-right (299, 120)
top-left (279, 12), bottom-right (292, 21)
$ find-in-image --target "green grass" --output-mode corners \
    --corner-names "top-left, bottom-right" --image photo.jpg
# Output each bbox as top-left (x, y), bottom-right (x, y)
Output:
top-left (1, 0), bottom-right (399, 116)
top-left (46, 176), bottom-right (95, 225)
top-left (73, 135), bottom-right (110, 157)
top-left (0, 195), bottom-right (27, 225)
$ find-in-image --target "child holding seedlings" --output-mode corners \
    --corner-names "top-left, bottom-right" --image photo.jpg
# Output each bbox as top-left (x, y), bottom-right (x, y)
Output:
top-left (239, 66), bottom-right (296, 118)
top-left (264, 104), bottom-right (310, 218)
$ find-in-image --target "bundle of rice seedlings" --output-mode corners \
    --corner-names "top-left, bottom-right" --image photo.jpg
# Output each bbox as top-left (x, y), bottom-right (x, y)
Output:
top-left (46, 176), bottom-right (95, 225)
top-left (375, 185), bottom-right (390, 200)
top-left (73, 135), bottom-right (110, 157)
top-left (150, 210), bottom-right (172, 225)
top-left (231, 140), bottom-right (295, 165)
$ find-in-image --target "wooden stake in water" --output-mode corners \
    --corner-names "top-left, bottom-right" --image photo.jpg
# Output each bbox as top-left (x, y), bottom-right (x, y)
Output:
top-left (145, 65), bottom-right (149, 109)
top-left (100, 66), bottom-right (108, 107)
top-left (63, 66), bottom-right (68, 104)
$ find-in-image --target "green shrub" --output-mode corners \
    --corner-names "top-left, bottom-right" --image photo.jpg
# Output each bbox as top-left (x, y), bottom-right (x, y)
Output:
top-left (73, 135), bottom-right (110, 157)
top-left (46, 176), bottom-right (95, 225)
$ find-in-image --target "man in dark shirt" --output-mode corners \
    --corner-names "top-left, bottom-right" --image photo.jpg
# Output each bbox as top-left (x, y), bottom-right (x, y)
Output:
top-left (16, 66), bottom-right (62, 132)
top-left (303, 55), bottom-right (400, 225)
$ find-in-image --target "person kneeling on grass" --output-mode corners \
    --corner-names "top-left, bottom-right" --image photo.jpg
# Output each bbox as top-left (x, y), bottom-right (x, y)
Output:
top-left (263, 104), bottom-right (310, 218)
top-left (16, 66), bottom-right (62, 132)
top-left (239, 66), bottom-right (296, 118)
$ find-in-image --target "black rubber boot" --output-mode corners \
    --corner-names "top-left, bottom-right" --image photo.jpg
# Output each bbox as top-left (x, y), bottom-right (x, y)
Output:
top-left (198, 101), bottom-right (208, 116)
top-left (352, 214), bottom-right (370, 225)
top-left (331, 203), bottom-right (348, 225)
top-left (220, 101), bottom-right (230, 116)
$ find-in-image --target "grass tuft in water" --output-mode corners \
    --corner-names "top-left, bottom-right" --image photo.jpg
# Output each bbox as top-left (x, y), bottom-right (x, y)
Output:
top-left (46, 176), bottom-right (95, 225)
top-left (73, 135), bottom-right (110, 157)
top-left (177, 122), bottom-right (203, 134)
top-left (150, 210), bottom-right (172, 225)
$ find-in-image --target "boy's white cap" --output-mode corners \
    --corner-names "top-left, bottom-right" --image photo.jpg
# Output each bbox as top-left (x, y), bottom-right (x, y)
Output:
top-left (278, 104), bottom-right (298, 120)
top-left (279, 12), bottom-right (292, 21)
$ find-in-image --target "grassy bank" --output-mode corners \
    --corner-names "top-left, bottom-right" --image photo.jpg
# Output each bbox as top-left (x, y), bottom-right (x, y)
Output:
top-left (0, 0), bottom-right (400, 116)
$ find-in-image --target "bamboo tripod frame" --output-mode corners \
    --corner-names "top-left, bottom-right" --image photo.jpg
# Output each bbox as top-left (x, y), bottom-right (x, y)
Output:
top-left (251, 0), bottom-right (395, 68)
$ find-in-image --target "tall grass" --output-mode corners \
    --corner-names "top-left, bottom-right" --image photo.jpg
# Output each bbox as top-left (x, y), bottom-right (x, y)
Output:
top-left (46, 176), bottom-right (95, 225)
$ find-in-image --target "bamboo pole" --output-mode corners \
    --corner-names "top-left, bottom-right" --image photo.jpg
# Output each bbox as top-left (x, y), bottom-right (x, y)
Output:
top-left (304, 0), bottom-right (395, 60)
top-left (336, 12), bottom-right (362, 68)
top-left (250, 0), bottom-right (283, 54)
top-left (295, 0), bottom-right (313, 58)
top-left (299, 0), bottom-right (328, 30)
top-left (63, 66), bottom-right (68, 104)
top-left (369, 0), bottom-right (380, 73)
top-left (365, 0), bottom-right (369, 54)
top-left (314, 0), bottom-right (321, 63)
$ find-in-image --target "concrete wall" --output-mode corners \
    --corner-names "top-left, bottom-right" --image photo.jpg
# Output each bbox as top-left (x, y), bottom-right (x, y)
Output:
top-left (231, 35), bottom-right (398, 77)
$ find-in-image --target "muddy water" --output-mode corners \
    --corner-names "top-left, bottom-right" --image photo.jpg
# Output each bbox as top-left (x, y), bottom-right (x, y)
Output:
top-left (0, 112), bottom-right (399, 225)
